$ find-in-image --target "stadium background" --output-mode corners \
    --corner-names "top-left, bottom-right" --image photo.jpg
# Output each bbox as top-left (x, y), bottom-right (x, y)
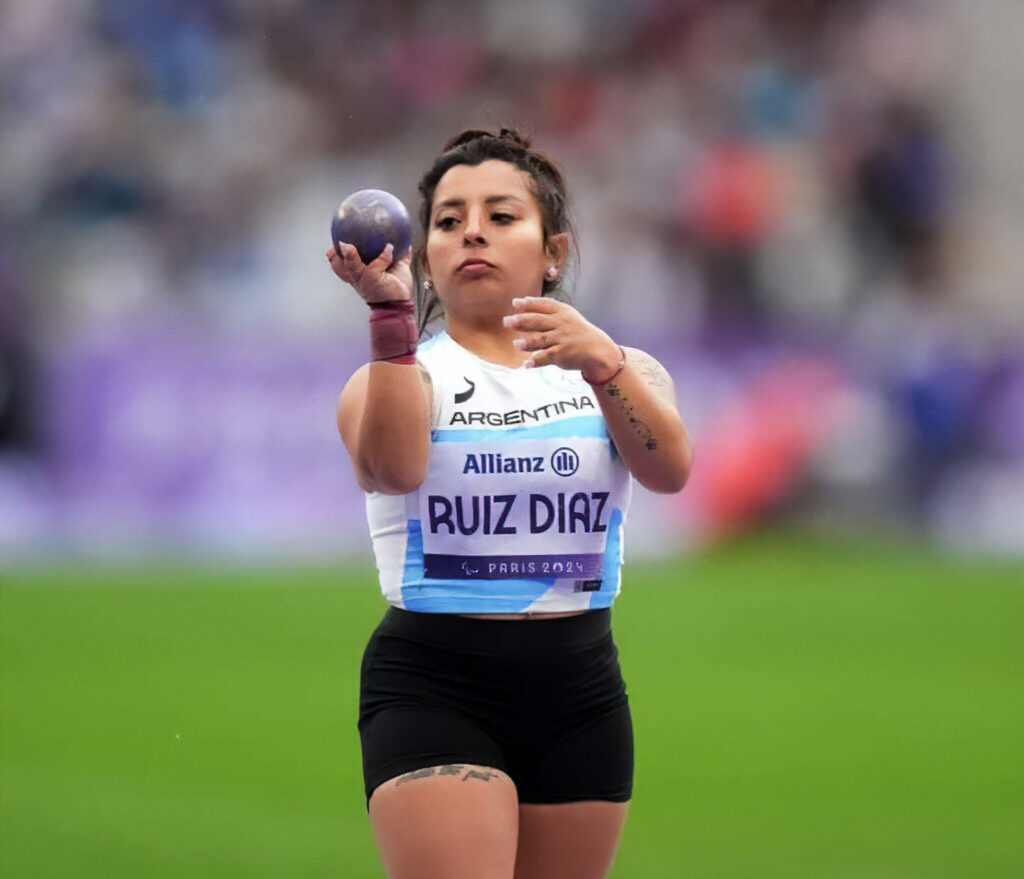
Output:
top-left (2, 1), bottom-right (1022, 877)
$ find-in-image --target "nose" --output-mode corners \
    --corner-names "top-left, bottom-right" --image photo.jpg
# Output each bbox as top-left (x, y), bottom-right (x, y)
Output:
top-left (463, 207), bottom-right (486, 245)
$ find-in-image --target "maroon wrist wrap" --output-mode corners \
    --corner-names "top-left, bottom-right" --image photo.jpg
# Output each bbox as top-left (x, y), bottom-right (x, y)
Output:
top-left (369, 300), bottom-right (417, 364)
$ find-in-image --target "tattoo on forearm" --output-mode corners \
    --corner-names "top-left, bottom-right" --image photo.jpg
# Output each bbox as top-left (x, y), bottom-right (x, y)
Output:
top-left (607, 382), bottom-right (659, 451)
top-left (392, 764), bottom-right (501, 786)
top-left (632, 351), bottom-right (676, 406)
top-left (636, 363), bottom-right (670, 396)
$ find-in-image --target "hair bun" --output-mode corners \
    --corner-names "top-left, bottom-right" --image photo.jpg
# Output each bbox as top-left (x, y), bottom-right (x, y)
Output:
top-left (442, 129), bottom-right (493, 151)
top-left (442, 127), bottom-right (532, 153)
top-left (498, 127), bottom-right (532, 148)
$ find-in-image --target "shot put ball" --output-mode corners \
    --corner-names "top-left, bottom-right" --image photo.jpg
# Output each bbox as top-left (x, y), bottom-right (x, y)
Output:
top-left (331, 189), bottom-right (412, 265)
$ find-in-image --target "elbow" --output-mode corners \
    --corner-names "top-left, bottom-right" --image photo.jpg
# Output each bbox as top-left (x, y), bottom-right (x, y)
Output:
top-left (358, 456), bottom-right (425, 495)
top-left (636, 442), bottom-right (693, 494)
top-left (640, 461), bottom-right (690, 494)
top-left (664, 462), bottom-right (691, 494)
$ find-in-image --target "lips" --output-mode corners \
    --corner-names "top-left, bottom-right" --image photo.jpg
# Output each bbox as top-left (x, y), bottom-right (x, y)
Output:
top-left (457, 258), bottom-right (495, 272)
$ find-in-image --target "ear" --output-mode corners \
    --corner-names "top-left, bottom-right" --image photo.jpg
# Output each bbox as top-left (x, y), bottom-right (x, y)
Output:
top-left (419, 251), bottom-right (432, 280)
top-left (544, 232), bottom-right (570, 270)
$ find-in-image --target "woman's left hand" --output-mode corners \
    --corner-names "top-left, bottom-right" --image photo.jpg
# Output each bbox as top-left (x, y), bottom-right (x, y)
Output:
top-left (503, 297), bottom-right (622, 383)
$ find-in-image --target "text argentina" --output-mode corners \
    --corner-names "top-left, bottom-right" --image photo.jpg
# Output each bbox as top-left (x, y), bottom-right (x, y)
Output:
top-left (449, 395), bottom-right (594, 426)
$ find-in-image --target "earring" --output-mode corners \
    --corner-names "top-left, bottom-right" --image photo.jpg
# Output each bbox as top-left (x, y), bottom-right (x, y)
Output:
top-left (424, 279), bottom-right (434, 290)
top-left (546, 266), bottom-right (558, 280)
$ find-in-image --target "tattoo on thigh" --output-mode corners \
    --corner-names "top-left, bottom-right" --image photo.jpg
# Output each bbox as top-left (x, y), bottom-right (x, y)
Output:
top-left (395, 767), bottom-right (438, 785)
top-left (462, 768), bottom-right (499, 783)
top-left (394, 764), bottom-right (466, 786)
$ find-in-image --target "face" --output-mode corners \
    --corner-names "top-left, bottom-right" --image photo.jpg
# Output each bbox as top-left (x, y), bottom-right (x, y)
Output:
top-left (423, 160), bottom-right (565, 317)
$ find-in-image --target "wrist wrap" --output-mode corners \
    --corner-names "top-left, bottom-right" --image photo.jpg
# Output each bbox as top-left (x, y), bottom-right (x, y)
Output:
top-left (369, 300), bottom-right (417, 364)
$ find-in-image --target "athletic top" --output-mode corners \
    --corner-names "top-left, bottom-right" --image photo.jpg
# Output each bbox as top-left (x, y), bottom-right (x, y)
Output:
top-left (365, 331), bottom-right (633, 613)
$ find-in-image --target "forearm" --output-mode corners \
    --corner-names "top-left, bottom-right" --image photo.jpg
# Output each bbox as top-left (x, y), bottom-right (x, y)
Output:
top-left (501, 298), bottom-right (692, 491)
top-left (355, 362), bottom-right (431, 493)
top-left (592, 361), bottom-right (692, 494)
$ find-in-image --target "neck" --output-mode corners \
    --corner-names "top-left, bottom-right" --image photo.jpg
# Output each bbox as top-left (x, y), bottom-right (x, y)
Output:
top-left (446, 315), bottom-right (529, 369)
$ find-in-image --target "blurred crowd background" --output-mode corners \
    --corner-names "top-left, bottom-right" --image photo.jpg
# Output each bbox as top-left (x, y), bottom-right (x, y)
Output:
top-left (2, 0), bottom-right (1022, 560)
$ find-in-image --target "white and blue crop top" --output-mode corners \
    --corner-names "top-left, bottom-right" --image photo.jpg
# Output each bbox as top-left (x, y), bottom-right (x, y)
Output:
top-left (364, 331), bottom-right (633, 614)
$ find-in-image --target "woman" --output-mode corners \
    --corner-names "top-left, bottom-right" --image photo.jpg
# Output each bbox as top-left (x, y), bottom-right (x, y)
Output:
top-left (327, 129), bottom-right (692, 879)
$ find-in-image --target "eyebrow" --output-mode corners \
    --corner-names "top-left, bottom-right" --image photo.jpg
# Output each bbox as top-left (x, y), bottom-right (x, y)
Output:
top-left (433, 195), bottom-right (526, 210)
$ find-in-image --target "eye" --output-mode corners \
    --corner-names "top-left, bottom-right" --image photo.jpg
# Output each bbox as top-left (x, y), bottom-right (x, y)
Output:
top-left (434, 216), bottom-right (459, 230)
top-left (491, 212), bottom-right (515, 224)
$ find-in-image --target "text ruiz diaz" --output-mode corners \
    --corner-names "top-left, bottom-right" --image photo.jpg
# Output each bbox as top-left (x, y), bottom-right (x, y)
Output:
top-left (427, 493), bottom-right (610, 535)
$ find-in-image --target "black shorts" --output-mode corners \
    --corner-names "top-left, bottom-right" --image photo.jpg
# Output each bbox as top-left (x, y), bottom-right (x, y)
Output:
top-left (358, 606), bottom-right (633, 806)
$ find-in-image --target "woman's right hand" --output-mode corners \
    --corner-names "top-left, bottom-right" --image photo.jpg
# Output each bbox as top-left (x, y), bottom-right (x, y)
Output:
top-left (326, 242), bottom-right (414, 303)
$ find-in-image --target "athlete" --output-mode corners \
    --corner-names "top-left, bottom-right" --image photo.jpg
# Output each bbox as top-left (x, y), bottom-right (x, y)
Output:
top-left (327, 128), bottom-right (692, 879)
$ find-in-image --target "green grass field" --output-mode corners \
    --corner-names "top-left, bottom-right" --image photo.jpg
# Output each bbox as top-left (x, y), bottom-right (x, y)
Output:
top-left (2, 531), bottom-right (1022, 878)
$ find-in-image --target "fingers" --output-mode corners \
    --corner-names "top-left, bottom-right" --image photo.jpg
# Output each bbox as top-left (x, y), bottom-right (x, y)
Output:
top-left (369, 242), bottom-right (396, 268)
top-left (503, 298), bottom-right (562, 336)
top-left (328, 239), bottom-right (414, 304)
top-left (523, 346), bottom-right (557, 369)
top-left (502, 312), bottom-right (556, 332)
top-left (327, 241), bottom-right (364, 283)
top-left (505, 298), bottom-right (569, 358)
top-left (513, 332), bottom-right (556, 353)
top-left (333, 241), bottom-right (362, 265)
top-left (506, 300), bottom-right (568, 357)
top-left (328, 241), bottom-right (403, 284)
top-left (511, 296), bottom-right (561, 313)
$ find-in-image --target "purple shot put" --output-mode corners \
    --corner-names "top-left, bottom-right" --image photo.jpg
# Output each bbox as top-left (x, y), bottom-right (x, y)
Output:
top-left (331, 189), bottom-right (412, 265)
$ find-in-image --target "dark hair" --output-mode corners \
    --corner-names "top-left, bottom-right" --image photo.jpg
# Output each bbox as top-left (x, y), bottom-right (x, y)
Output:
top-left (413, 128), bottom-right (577, 335)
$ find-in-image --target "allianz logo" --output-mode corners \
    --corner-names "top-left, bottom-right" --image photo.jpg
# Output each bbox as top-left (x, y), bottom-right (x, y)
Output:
top-left (462, 447), bottom-right (580, 477)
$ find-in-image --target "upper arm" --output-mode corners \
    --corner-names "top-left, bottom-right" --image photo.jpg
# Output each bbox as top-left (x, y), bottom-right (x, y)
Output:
top-left (336, 361), bottom-right (436, 446)
top-left (336, 361), bottom-right (434, 494)
top-left (624, 347), bottom-right (679, 410)
top-left (337, 363), bottom-right (370, 456)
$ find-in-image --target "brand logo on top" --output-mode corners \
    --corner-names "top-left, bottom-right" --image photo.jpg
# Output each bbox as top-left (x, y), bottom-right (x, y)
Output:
top-left (454, 377), bottom-right (475, 404)
top-left (550, 447), bottom-right (580, 477)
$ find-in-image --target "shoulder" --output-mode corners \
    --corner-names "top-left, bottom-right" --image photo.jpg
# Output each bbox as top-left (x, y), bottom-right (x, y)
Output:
top-left (338, 362), bottom-right (371, 411)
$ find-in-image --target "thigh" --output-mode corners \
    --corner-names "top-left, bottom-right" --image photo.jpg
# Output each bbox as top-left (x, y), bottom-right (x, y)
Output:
top-left (517, 699), bottom-right (634, 804)
top-left (360, 705), bottom-right (509, 805)
top-left (514, 800), bottom-right (629, 879)
top-left (370, 763), bottom-right (520, 879)
top-left (359, 612), bottom-right (514, 805)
